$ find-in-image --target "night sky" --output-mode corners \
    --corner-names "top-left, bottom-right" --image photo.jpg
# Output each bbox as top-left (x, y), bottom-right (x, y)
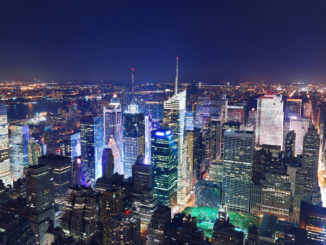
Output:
top-left (1, 0), bottom-right (326, 83)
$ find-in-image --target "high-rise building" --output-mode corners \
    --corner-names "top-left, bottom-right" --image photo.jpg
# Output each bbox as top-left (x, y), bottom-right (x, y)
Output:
top-left (111, 211), bottom-right (141, 245)
top-left (9, 124), bottom-right (30, 180)
top-left (148, 205), bottom-right (171, 245)
top-left (145, 115), bottom-right (151, 164)
top-left (256, 94), bottom-right (284, 149)
top-left (289, 117), bottom-right (310, 155)
top-left (285, 130), bottom-right (296, 157)
top-left (72, 156), bottom-right (90, 187)
top-left (123, 105), bottom-right (145, 178)
top-left (0, 104), bottom-right (11, 186)
top-left (285, 98), bottom-right (302, 120)
top-left (26, 164), bottom-right (55, 245)
top-left (222, 131), bottom-right (254, 213)
top-left (227, 104), bottom-right (244, 123)
top-left (38, 155), bottom-right (72, 225)
top-left (60, 186), bottom-right (97, 244)
top-left (80, 115), bottom-right (104, 187)
top-left (28, 138), bottom-right (42, 166)
top-left (103, 95), bottom-right (123, 174)
top-left (300, 201), bottom-right (326, 244)
top-left (151, 129), bottom-right (178, 207)
top-left (58, 132), bottom-right (81, 161)
top-left (132, 156), bottom-right (158, 235)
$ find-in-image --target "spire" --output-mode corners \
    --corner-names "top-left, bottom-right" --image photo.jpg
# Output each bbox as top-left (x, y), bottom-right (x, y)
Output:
top-left (131, 67), bottom-right (135, 99)
top-left (174, 56), bottom-right (179, 95)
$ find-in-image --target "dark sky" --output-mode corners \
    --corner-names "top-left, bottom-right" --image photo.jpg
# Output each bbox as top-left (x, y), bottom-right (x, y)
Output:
top-left (1, 0), bottom-right (326, 83)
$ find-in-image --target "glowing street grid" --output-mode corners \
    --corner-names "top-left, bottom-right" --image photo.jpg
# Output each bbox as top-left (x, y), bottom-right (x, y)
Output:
top-left (183, 206), bottom-right (261, 238)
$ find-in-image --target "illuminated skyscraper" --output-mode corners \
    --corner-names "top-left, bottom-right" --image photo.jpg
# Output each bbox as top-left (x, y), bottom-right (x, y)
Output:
top-left (80, 115), bottom-right (104, 187)
top-left (28, 137), bottom-right (42, 166)
top-left (222, 131), bottom-right (254, 213)
top-left (58, 132), bottom-right (81, 161)
top-left (103, 95), bottom-right (123, 174)
top-left (289, 117), bottom-right (310, 155)
top-left (151, 129), bottom-right (178, 207)
top-left (256, 94), bottom-right (284, 149)
top-left (145, 115), bottom-right (151, 164)
top-left (285, 98), bottom-right (302, 120)
top-left (9, 124), bottom-right (30, 180)
top-left (163, 57), bottom-right (188, 205)
top-left (123, 104), bottom-right (145, 178)
top-left (0, 104), bottom-right (11, 186)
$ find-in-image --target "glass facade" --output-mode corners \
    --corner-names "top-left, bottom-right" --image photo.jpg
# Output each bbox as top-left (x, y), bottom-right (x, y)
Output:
top-left (0, 104), bottom-right (11, 186)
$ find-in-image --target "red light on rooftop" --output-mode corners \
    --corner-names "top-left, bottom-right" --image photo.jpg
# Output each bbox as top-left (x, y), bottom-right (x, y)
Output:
top-left (131, 67), bottom-right (135, 72)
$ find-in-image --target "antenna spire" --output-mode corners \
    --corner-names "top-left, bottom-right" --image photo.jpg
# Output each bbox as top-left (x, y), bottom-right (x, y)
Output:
top-left (131, 67), bottom-right (135, 99)
top-left (175, 56), bottom-right (179, 95)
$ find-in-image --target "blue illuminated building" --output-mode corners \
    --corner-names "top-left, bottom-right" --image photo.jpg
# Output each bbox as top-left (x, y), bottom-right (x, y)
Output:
top-left (151, 129), bottom-right (178, 207)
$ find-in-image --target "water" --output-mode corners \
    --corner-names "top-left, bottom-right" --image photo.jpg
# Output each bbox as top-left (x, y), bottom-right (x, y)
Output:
top-left (6, 101), bottom-right (67, 121)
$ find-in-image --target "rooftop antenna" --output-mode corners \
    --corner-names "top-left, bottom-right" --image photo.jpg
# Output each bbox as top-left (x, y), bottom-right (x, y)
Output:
top-left (131, 67), bottom-right (135, 101)
top-left (174, 56), bottom-right (179, 95)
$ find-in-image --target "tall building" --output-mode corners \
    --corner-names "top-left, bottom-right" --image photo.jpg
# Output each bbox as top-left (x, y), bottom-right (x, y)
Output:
top-left (286, 98), bottom-right (302, 120)
top-left (145, 115), bottom-right (151, 164)
top-left (72, 156), bottom-right (90, 187)
top-left (256, 94), bottom-right (284, 149)
top-left (28, 138), bottom-right (42, 166)
top-left (0, 104), bottom-right (11, 186)
top-left (285, 130), bottom-right (296, 157)
top-left (148, 205), bottom-right (171, 245)
top-left (26, 164), bottom-right (55, 245)
top-left (60, 186), bottom-right (97, 244)
top-left (9, 124), bottom-right (30, 180)
top-left (289, 117), bottom-right (310, 155)
top-left (103, 95), bottom-right (123, 174)
top-left (38, 155), bottom-right (72, 225)
top-left (58, 132), bottom-right (81, 161)
top-left (111, 211), bottom-right (141, 245)
top-left (151, 129), bottom-right (178, 207)
top-left (222, 131), bottom-right (254, 213)
top-left (163, 58), bottom-right (188, 205)
top-left (132, 155), bottom-right (158, 235)
top-left (123, 105), bottom-right (145, 178)
top-left (300, 201), bottom-right (326, 244)
top-left (80, 115), bottom-right (104, 187)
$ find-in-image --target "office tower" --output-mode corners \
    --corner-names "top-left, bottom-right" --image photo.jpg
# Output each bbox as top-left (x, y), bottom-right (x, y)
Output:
top-left (0, 214), bottom-right (35, 245)
top-left (72, 156), bottom-right (90, 187)
top-left (289, 117), bottom-right (310, 155)
top-left (0, 104), bottom-right (11, 186)
top-left (165, 213), bottom-right (205, 244)
top-left (80, 115), bottom-right (104, 187)
top-left (108, 135), bottom-right (123, 174)
top-left (28, 138), bottom-right (42, 166)
top-left (60, 186), bottom-right (97, 244)
top-left (208, 161), bottom-right (224, 183)
top-left (148, 205), bottom-right (171, 245)
top-left (222, 131), bottom-right (254, 213)
top-left (26, 164), bottom-right (55, 245)
top-left (132, 156), bottom-right (158, 235)
top-left (151, 129), bottom-right (178, 207)
top-left (100, 187), bottom-right (123, 244)
top-left (285, 130), bottom-right (296, 157)
top-left (103, 95), bottom-right (123, 174)
top-left (286, 98), bottom-right (302, 120)
top-left (211, 213), bottom-right (244, 245)
top-left (44, 128), bottom-right (59, 155)
top-left (256, 94), bottom-right (284, 149)
top-left (102, 148), bottom-right (114, 180)
top-left (303, 101), bottom-right (312, 118)
top-left (9, 124), bottom-right (30, 180)
top-left (111, 211), bottom-right (141, 245)
top-left (38, 155), bottom-right (72, 225)
top-left (123, 106), bottom-right (145, 178)
top-left (145, 115), bottom-right (151, 164)
top-left (301, 126), bottom-right (321, 205)
top-left (58, 132), bottom-right (81, 161)
top-left (227, 104), bottom-right (244, 123)
top-left (260, 172), bottom-right (292, 220)
top-left (186, 129), bottom-right (195, 188)
top-left (221, 121), bottom-right (241, 159)
top-left (300, 201), bottom-right (326, 244)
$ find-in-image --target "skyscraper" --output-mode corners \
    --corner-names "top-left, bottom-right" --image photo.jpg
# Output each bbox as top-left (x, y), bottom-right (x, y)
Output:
top-left (148, 205), bottom-right (171, 245)
top-left (103, 95), bottom-right (123, 174)
top-left (289, 117), bottom-right (310, 156)
top-left (222, 131), bottom-right (254, 213)
top-left (58, 132), bottom-right (81, 161)
top-left (256, 94), bottom-right (284, 149)
top-left (80, 115), bottom-right (104, 187)
top-left (163, 57), bottom-right (188, 205)
top-left (26, 164), bottom-right (55, 245)
top-left (123, 105), bottom-right (145, 178)
top-left (0, 104), bottom-right (11, 186)
top-left (9, 124), bottom-right (30, 180)
top-left (151, 129), bottom-right (178, 207)
top-left (285, 130), bottom-right (296, 157)
top-left (28, 137), bottom-right (42, 166)
top-left (285, 98), bottom-right (302, 120)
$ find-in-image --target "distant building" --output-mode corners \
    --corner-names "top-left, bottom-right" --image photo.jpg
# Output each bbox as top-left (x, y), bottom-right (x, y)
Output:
top-left (289, 117), bottom-right (310, 155)
top-left (285, 130), bottom-right (296, 157)
top-left (285, 98), bottom-right (302, 120)
top-left (72, 156), bottom-right (90, 187)
top-left (28, 138), bottom-right (42, 166)
top-left (58, 132), bottom-right (81, 161)
top-left (256, 94), bottom-right (284, 149)
top-left (148, 205), bottom-right (171, 245)
top-left (26, 164), bottom-right (55, 245)
top-left (151, 129), bottom-right (178, 207)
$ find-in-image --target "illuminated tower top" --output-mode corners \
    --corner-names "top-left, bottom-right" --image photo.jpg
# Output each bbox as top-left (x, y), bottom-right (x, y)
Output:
top-left (175, 56), bottom-right (179, 95)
